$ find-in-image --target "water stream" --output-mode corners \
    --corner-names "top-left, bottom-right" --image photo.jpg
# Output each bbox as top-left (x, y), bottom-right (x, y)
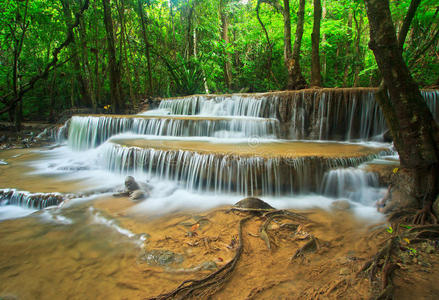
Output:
top-left (0, 89), bottom-right (437, 298)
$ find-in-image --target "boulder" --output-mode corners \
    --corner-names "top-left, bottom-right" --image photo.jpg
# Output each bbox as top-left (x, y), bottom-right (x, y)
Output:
top-left (233, 197), bottom-right (274, 210)
top-left (130, 189), bottom-right (148, 201)
top-left (125, 176), bottom-right (140, 192)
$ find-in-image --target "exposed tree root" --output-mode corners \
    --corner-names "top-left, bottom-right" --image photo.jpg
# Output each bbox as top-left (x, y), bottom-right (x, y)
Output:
top-left (413, 206), bottom-right (438, 225)
top-left (359, 237), bottom-right (397, 281)
top-left (291, 236), bottom-right (320, 260)
top-left (245, 279), bottom-right (291, 299)
top-left (147, 216), bottom-right (253, 300)
top-left (325, 278), bottom-right (348, 296)
top-left (259, 210), bottom-right (309, 250)
top-left (360, 220), bottom-right (439, 299)
top-left (388, 209), bottom-right (417, 224)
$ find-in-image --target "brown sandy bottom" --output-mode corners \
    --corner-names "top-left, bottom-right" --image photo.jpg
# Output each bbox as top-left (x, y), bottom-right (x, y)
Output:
top-left (0, 148), bottom-right (88, 193)
top-left (1, 195), bottom-right (438, 299)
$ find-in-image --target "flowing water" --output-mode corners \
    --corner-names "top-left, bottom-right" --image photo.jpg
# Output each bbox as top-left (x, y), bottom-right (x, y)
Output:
top-left (0, 89), bottom-right (438, 299)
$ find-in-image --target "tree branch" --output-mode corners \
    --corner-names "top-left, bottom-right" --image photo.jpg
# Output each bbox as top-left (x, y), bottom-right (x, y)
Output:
top-left (0, 0), bottom-right (90, 115)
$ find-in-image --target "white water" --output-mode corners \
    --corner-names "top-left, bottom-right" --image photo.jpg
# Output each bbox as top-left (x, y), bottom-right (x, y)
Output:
top-left (9, 89), bottom-right (438, 221)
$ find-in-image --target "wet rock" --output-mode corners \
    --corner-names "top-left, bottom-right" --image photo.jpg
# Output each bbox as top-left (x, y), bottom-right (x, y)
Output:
top-left (143, 249), bottom-right (184, 266)
top-left (130, 189), bottom-right (148, 201)
top-left (0, 159), bottom-right (7, 165)
top-left (331, 200), bottom-right (351, 211)
top-left (125, 176), bottom-right (140, 192)
top-left (233, 197), bottom-right (274, 209)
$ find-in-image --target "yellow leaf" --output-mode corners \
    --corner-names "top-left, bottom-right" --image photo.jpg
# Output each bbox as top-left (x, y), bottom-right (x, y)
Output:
top-left (393, 168), bottom-right (399, 174)
top-left (191, 223), bottom-right (199, 232)
top-left (403, 238), bottom-right (410, 244)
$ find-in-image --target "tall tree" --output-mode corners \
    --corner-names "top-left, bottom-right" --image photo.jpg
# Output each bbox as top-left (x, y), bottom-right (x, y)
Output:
top-left (220, 0), bottom-right (232, 90)
top-left (60, 0), bottom-right (92, 108)
top-left (136, 0), bottom-right (153, 96)
top-left (102, 0), bottom-right (124, 112)
top-left (310, 0), bottom-right (322, 87)
top-left (364, 0), bottom-right (439, 223)
top-left (288, 0), bottom-right (307, 89)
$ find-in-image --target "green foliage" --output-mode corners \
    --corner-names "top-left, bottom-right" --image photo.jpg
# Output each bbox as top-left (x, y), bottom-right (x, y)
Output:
top-left (0, 0), bottom-right (437, 122)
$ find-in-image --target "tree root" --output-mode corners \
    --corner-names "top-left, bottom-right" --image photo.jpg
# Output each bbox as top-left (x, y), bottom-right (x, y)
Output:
top-left (413, 206), bottom-right (438, 225)
top-left (147, 216), bottom-right (253, 300)
top-left (258, 210), bottom-right (309, 250)
top-left (325, 278), bottom-right (348, 297)
top-left (359, 237), bottom-right (397, 281)
top-left (388, 209), bottom-right (417, 224)
top-left (291, 236), bottom-right (320, 260)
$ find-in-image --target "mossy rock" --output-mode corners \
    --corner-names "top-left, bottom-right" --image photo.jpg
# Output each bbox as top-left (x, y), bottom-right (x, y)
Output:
top-left (233, 197), bottom-right (274, 210)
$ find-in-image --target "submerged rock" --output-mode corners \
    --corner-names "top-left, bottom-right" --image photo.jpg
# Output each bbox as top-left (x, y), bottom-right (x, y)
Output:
top-left (130, 189), bottom-right (148, 201)
top-left (233, 197), bottom-right (274, 209)
top-left (143, 249), bottom-right (184, 266)
top-left (331, 200), bottom-right (351, 211)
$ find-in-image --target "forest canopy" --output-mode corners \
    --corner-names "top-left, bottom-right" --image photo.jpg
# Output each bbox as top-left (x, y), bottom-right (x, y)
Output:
top-left (0, 0), bottom-right (438, 121)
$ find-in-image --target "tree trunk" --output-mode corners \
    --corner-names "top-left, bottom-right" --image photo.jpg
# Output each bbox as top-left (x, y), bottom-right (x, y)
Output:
top-left (60, 0), bottom-right (92, 107)
top-left (352, 10), bottom-right (363, 87)
top-left (102, 0), bottom-right (124, 112)
top-left (310, 0), bottom-right (322, 87)
top-left (137, 0), bottom-right (153, 96)
top-left (117, 0), bottom-right (135, 108)
top-left (365, 0), bottom-right (439, 221)
top-left (342, 10), bottom-right (352, 87)
top-left (321, 1), bottom-right (327, 80)
top-left (288, 0), bottom-right (307, 90)
top-left (220, 0), bottom-right (232, 90)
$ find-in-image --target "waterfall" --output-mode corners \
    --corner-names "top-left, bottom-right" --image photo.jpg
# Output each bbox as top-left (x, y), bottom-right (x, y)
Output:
top-left (158, 94), bottom-right (280, 118)
top-left (100, 142), bottom-right (390, 196)
top-left (67, 115), bottom-right (280, 150)
top-left (320, 168), bottom-right (381, 204)
top-left (0, 189), bottom-right (64, 209)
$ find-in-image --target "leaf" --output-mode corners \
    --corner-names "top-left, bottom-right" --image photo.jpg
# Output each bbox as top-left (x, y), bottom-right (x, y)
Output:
top-left (393, 168), bottom-right (399, 174)
top-left (403, 238), bottom-right (410, 244)
top-left (191, 223), bottom-right (199, 232)
top-left (400, 224), bottom-right (412, 229)
top-left (387, 226), bottom-right (394, 234)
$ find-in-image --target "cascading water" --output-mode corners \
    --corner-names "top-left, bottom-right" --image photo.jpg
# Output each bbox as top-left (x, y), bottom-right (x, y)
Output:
top-left (100, 142), bottom-right (391, 196)
top-left (68, 115), bottom-right (280, 150)
top-left (3, 89), bottom-right (438, 215)
top-left (320, 168), bottom-right (382, 205)
top-left (0, 189), bottom-right (64, 209)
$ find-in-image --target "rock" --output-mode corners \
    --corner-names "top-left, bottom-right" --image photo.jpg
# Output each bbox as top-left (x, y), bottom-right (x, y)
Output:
top-left (233, 197), bottom-right (274, 210)
top-left (130, 189), bottom-right (148, 201)
top-left (125, 176), bottom-right (140, 192)
top-left (144, 249), bottom-right (184, 266)
top-left (0, 159), bottom-right (7, 165)
top-left (331, 200), bottom-right (351, 211)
